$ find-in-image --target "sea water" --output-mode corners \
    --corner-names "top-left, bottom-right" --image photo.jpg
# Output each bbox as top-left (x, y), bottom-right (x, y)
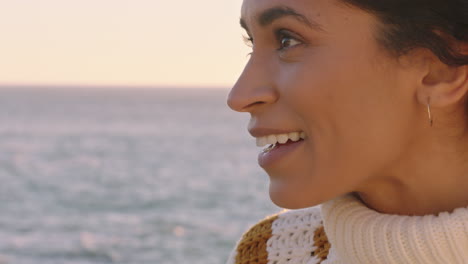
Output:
top-left (0, 87), bottom-right (280, 264)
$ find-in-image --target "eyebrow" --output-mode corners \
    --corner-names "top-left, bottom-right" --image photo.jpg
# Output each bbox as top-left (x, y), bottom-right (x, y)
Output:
top-left (239, 6), bottom-right (323, 33)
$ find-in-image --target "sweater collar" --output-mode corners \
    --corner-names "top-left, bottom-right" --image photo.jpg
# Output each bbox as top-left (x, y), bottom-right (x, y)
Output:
top-left (320, 194), bottom-right (468, 264)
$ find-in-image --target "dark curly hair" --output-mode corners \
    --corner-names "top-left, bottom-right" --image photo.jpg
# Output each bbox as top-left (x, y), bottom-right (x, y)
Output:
top-left (341, 0), bottom-right (468, 66)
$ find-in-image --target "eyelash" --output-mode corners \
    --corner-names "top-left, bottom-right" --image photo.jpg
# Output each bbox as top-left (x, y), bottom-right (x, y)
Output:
top-left (242, 29), bottom-right (302, 56)
top-left (242, 35), bottom-right (254, 57)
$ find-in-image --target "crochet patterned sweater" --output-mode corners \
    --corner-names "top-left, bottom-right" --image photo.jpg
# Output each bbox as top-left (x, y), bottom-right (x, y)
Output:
top-left (226, 194), bottom-right (468, 264)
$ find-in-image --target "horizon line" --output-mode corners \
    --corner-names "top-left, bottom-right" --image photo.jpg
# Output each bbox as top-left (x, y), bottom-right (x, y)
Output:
top-left (0, 83), bottom-right (232, 90)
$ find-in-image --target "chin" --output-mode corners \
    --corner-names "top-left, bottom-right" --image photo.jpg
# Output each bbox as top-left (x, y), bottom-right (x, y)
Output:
top-left (269, 182), bottom-right (325, 209)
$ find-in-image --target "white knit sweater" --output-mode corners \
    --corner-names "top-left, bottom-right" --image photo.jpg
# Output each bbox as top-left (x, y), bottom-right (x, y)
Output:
top-left (226, 194), bottom-right (468, 264)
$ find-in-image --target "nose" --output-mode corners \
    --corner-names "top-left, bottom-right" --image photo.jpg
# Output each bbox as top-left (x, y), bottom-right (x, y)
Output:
top-left (227, 55), bottom-right (278, 112)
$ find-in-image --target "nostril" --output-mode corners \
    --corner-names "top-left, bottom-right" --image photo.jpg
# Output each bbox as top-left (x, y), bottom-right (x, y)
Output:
top-left (227, 91), bottom-right (265, 112)
top-left (228, 72), bottom-right (278, 112)
top-left (245, 101), bottom-right (265, 109)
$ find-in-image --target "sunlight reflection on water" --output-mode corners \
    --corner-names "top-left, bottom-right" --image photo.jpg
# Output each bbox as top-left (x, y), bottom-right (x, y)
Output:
top-left (0, 87), bottom-right (280, 264)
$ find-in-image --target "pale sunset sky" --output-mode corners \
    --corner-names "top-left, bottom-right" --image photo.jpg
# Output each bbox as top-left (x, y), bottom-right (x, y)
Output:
top-left (0, 0), bottom-right (250, 88)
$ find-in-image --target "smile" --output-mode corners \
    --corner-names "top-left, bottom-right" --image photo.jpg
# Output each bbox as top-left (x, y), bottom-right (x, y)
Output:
top-left (256, 131), bottom-right (306, 168)
top-left (256, 131), bottom-right (306, 152)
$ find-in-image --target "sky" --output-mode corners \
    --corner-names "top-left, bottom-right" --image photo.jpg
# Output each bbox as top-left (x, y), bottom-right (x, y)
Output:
top-left (0, 0), bottom-right (250, 88)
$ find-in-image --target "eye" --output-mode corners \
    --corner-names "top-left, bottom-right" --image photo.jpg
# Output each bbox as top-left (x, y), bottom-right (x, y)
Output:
top-left (240, 29), bottom-right (302, 57)
top-left (275, 29), bottom-right (302, 51)
top-left (242, 34), bottom-right (253, 57)
top-left (242, 34), bottom-right (253, 47)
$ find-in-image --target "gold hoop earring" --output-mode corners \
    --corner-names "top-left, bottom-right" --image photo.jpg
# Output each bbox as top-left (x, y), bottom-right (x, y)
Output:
top-left (427, 97), bottom-right (433, 127)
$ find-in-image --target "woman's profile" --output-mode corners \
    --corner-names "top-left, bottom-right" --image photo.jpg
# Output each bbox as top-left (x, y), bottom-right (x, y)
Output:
top-left (226, 0), bottom-right (468, 263)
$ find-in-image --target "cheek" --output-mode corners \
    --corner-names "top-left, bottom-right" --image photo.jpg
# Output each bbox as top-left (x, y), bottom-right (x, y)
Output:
top-left (281, 47), bottom-right (405, 175)
top-left (284, 49), bottom-right (381, 135)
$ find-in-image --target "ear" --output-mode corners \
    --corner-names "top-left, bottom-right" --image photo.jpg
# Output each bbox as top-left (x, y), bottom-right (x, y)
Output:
top-left (415, 50), bottom-right (468, 108)
top-left (413, 32), bottom-right (468, 108)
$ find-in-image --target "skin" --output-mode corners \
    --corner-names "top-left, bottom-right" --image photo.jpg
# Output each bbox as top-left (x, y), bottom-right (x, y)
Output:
top-left (227, 0), bottom-right (468, 215)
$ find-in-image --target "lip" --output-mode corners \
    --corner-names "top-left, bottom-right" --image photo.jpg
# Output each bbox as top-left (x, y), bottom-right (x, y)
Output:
top-left (258, 139), bottom-right (305, 168)
top-left (249, 127), bottom-right (303, 138)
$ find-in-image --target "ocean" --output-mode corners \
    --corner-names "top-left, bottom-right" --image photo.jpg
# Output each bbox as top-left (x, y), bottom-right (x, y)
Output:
top-left (0, 87), bottom-right (280, 264)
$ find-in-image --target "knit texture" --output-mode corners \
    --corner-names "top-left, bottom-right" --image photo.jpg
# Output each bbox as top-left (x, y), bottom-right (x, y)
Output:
top-left (268, 207), bottom-right (327, 263)
top-left (227, 194), bottom-right (468, 264)
top-left (321, 194), bottom-right (468, 264)
top-left (227, 206), bottom-right (328, 264)
top-left (235, 214), bottom-right (278, 264)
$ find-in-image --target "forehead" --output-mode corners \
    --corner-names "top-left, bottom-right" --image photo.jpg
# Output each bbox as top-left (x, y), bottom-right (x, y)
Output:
top-left (241, 0), bottom-right (311, 12)
top-left (240, 0), bottom-right (326, 28)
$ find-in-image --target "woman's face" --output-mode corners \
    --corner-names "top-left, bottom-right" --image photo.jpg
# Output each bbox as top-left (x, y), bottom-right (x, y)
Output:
top-left (228, 0), bottom-right (422, 208)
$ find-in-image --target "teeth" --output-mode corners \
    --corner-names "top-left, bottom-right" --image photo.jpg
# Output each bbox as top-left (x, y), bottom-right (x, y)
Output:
top-left (267, 135), bottom-right (277, 145)
top-left (288, 132), bottom-right (300, 142)
top-left (256, 131), bottom-right (306, 148)
top-left (277, 134), bottom-right (289, 144)
top-left (256, 137), bottom-right (268, 147)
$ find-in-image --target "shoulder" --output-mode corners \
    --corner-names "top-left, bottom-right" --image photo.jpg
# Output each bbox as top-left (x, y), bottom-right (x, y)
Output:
top-left (227, 206), bottom-right (331, 264)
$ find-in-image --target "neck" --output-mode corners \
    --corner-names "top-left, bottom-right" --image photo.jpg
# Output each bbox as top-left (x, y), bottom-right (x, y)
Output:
top-left (356, 123), bottom-right (468, 216)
